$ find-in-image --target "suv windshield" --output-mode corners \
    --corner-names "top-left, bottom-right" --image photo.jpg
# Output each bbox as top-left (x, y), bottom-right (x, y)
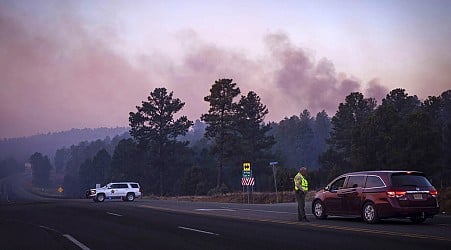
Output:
top-left (391, 173), bottom-right (432, 187)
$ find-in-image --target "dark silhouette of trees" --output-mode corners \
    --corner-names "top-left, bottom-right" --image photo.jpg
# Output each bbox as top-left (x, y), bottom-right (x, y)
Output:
top-left (29, 152), bottom-right (52, 188)
top-left (129, 87), bottom-right (193, 196)
top-left (231, 91), bottom-right (276, 191)
top-left (54, 148), bottom-right (70, 173)
top-left (270, 110), bottom-right (332, 173)
top-left (110, 138), bottom-right (145, 184)
top-left (35, 85), bottom-right (451, 196)
top-left (0, 157), bottom-right (22, 179)
top-left (201, 79), bottom-right (241, 188)
top-left (320, 89), bottom-right (450, 187)
top-left (79, 149), bottom-right (111, 192)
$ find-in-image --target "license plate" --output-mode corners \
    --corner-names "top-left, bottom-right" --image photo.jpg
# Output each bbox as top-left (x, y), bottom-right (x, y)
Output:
top-left (413, 194), bottom-right (423, 200)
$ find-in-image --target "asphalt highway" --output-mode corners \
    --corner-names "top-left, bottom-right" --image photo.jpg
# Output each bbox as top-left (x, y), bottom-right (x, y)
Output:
top-left (1, 175), bottom-right (450, 250)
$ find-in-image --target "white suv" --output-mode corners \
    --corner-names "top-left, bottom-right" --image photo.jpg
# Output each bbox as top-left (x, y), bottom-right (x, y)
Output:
top-left (86, 182), bottom-right (141, 202)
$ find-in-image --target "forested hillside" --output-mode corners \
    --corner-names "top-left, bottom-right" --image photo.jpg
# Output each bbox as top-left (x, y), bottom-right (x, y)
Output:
top-left (0, 127), bottom-right (129, 163)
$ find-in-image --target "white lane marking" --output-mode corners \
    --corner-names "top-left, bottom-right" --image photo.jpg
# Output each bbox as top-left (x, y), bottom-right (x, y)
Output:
top-left (63, 234), bottom-right (91, 250)
top-left (106, 212), bottom-right (123, 217)
top-left (178, 226), bottom-right (219, 236)
top-left (39, 225), bottom-right (91, 250)
top-left (195, 208), bottom-right (236, 212)
top-left (39, 225), bottom-right (60, 233)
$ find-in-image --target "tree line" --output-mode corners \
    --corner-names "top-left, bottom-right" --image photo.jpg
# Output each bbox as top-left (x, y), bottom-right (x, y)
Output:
top-left (24, 79), bottom-right (451, 196)
top-left (321, 89), bottom-right (451, 188)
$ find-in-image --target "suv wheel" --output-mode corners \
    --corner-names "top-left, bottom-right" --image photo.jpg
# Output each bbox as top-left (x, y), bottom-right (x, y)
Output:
top-left (362, 202), bottom-right (379, 224)
top-left (96, 193), bottom-right (105, 202)
top-left (126, 193), bottom-right (135, 202)
top-left (312, 200), bottom-right (327, 219)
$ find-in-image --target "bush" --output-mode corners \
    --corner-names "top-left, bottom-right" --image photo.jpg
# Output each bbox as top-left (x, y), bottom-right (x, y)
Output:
top-left (207, 183), bottom-right (229, 196)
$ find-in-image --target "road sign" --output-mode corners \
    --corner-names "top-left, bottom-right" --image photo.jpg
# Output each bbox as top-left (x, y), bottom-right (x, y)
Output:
top-left (243, 162), bottom-right (251, 171)
top-left (242, 169), bottom-right (252, 178)
top-left (241, 177), bottom-right (255, 186)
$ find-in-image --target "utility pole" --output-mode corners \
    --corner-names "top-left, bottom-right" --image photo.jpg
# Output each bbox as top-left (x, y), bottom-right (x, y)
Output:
top-left (269, 161), bottom-right (279, 203)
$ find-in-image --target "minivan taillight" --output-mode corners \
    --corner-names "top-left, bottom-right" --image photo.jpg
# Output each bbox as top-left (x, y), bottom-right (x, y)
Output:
top-left (387, 191), bottom-right (406, 198)
top-left (429, 190), bottom-right (438, 197)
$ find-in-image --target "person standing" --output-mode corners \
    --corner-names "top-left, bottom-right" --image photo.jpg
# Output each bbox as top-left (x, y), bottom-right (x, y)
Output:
top-left (294, 167), bottom-right (309, 221)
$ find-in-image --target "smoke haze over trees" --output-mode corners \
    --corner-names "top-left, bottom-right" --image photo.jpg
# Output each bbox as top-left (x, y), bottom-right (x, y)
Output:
top-left (0, 127), bottom-right (129, 163)
top-left (2, 83), bottom-right (450, 197)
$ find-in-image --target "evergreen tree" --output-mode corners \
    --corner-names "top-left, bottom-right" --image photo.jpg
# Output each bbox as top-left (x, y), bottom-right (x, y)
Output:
top-left (313, 110), bottom-right (331, 169)
top-left (234, 91), bottom-right (275, 191)
top-left (110, 139), bottom-right (145, 184)
top-left (235, 91), bottom-right (275, 163)
top-left (129, 87), bottom-right (193, 196)
top-left (0, 158), bottom-right (22, 179)
top-left (322, 92), bottom-right (376, 174)
top-left (297, 109), bottom-right (315, 167)
top-left (29, 152), bottom-right (52, 188)
top-left (54, 148), bottom-right (70, 173)
top-left (201, 79), bottom-right (241, 188)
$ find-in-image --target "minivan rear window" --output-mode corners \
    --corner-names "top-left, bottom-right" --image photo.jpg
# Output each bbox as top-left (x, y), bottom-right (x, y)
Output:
top-left (391, 173), bottom-right (432, 187)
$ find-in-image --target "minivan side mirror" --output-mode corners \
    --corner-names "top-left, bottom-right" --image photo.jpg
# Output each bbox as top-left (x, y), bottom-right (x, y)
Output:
top-left (324, 186), bottom-right (330, 191)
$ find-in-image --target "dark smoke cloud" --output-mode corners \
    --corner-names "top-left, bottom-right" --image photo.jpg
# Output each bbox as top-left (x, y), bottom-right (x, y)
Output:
top-left (365, 78), bottom-right (389, 105)
top-left (264, 32), bottom-right (370, 116)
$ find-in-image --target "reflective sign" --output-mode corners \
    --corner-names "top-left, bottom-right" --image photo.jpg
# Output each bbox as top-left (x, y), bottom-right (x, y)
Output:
top-left (243, 162), bottom-right (251, 171)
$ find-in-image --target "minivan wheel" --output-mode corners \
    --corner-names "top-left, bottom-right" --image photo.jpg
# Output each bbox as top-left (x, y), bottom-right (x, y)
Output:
top-left (410, 217), bottom-right (426, 224)
top-left (126, 193), bottom-right (135, 202)
top-left (362, 202), bottom-right (379, 224)
top-left (96, 193), bottom-right (105, 202)
top-left (312, 200), bottom-right (327, 219)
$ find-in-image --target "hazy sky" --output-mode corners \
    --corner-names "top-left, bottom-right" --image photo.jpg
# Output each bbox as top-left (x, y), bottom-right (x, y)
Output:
top-left (1, 0), bottom-right (450, 138)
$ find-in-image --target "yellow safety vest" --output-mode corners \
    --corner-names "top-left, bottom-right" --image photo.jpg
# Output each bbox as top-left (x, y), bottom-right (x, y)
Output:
top-left (294, 173), bottom-right (308, 192)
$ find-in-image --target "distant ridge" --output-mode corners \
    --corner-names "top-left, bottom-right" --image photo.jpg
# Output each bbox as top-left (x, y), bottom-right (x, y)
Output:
top-left (0, 127), bottom-right (130, 163)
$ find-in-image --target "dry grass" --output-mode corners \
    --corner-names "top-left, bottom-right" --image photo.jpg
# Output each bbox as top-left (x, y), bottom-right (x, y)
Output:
top-left (152, 191), bottom-right (316, 204)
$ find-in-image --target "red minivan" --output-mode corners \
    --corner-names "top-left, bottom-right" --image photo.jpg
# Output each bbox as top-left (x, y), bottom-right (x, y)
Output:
top-left (312, 171), bottom-right (440, 223)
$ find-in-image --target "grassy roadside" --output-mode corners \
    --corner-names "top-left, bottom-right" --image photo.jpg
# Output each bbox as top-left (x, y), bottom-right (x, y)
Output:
top-left (153, 191), bottom-right (316, 204)
top-left (439, 187), bottom-right (451, 215)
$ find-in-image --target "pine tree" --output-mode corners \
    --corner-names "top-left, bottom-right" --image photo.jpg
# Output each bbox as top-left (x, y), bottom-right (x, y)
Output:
top-left (129, 87), bottom-right (193, 196)
top-left (201, 79), bottom-right (241, 188)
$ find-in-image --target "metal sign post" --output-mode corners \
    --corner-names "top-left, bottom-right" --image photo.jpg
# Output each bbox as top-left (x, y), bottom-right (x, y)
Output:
top-left (269, 161), bottom-right (279, 203)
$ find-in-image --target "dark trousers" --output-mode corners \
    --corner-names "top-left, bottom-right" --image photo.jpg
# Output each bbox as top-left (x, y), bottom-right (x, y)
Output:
top-left (295, 190), bottom-right (306, 220)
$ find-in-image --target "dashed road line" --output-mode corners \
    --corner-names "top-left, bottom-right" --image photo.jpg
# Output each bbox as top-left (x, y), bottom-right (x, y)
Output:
top-left (178, 226), bottom-right (219, 236)
top-left (63, 234), bottom-right (91, 250)
top-left (106, 212), bottom-right (123, 217)
top-left (139, 204), bottom-right (451, 242)
top-left (39, 225), bottom-right (91, 250)
top-left (39, 225), bottom-right (60, 233)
